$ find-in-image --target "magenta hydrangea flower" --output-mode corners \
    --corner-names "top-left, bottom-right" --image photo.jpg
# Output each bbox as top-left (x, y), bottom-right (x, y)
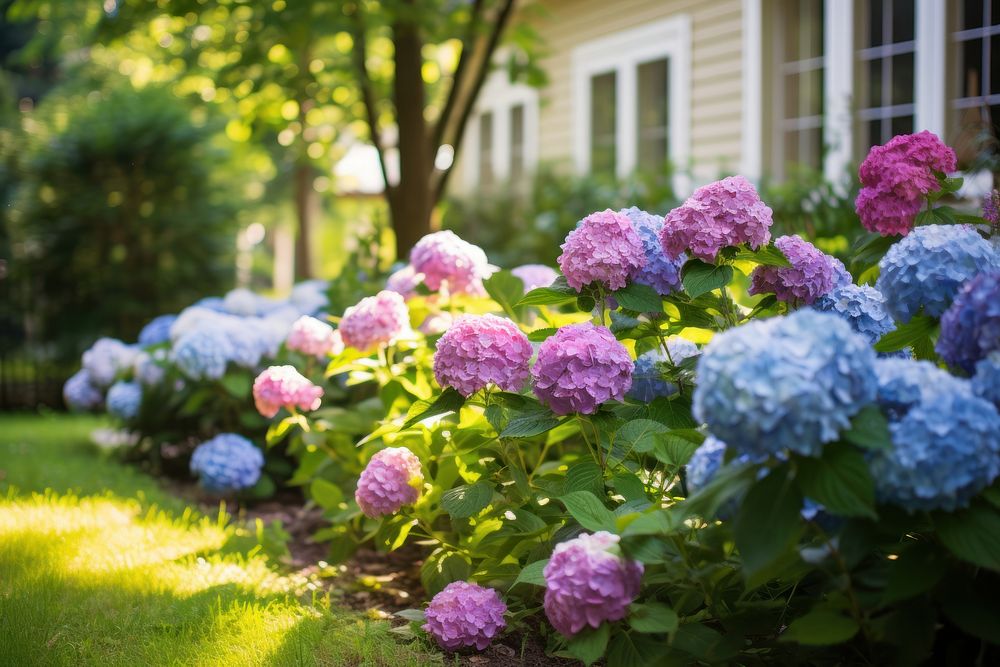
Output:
top-left (531, 322), bottom-right (632, 415)
top-left (543, 531), bottom-right (643, 636)
top-left (660, 175), bottom-right (773, 262)
top-left (433, 314), bottom-right (532, 397)
top-left (410, 231), bottom-right (493, 295)
top-left (252, 365), bottom-right (323, 418)
top-left (557, 209), bottom-right (647, 292)
top-left (285, 316), bottom-right (342, 358)
top-left (511, 264), bottom-right (559, 293)
top-left (355, 446), bottom-right (423, 517)
top-left (423, 581), bottom-right (507, 651)
top-left (385, 265), bottom-right (425, 299)
top-left (749, 235), bottom-right (840, 305)
top-left (339, 290), bottom-right (411, 352)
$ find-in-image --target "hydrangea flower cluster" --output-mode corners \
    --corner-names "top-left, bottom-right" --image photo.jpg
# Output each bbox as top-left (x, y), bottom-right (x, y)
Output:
top-left (252, 365), bottom-right (323, 418)
top-left (660, 176), bottom-right (773, 262)
top-left (82, 338), bottom-right (138, 387)
top-left (189, 433), bottom-right (265, 492)
top-left (63, 369), bottom-right (103, 411)
top-left (423, 582), bottom-right (507, 651)
top-left (543, 531), bottom-right (643, 636)
top-left (339, 290), bottom-right (411, 352)
top-left (619, 207), bottom-right (685, 295)
top-left (936, 272), bottom-right (1000, 374)
top-left (984, 189), bottom-right (1000, 227)
top-left (685, 436), bottom-right (727, 492)
top-left (531, 322), bottom-right (633, 415)
top-left (557, 209), bottom-right (646, 292)
top-left (627, 337), bottom-right (699, 402)
top-left (855, 131), bottom-right (957, 235)
top-left (285, 316), bottom-right (343, 358)
top-left (419, 311), bottom-right (453, 335)
top-left (694, 310), bottom-right (877, 458)
top-left (133, 351), bottom-right (166, 387)
top-left (385, 265), bottom-right (425, 299)
top-left (289, 279), bottom-right (330, 315)
top-left (972, 352), bottom-right (1000, 407)
top-left (812, 283), bottom-right (896, 345)
top-left (106, 381), bottom-right (142, 420)
top-left (749, 235), bottom-right (841, 305)
top-left (137, 314), bottom-right (176, 347)
top-left (432, 314), bottom-right (532, 397)
top-left (172, 330), bottom-right (232, 381)
top-left (510, 264), bottom-right (559, 293)
top-left (410, 230), bottom-right (493, 295)
top-left (876, 224), bottom-right (1000, 323)
top-left (872, 358), bottom-right (969, 421)
top-left (355, 447), bottom-right (423, 517)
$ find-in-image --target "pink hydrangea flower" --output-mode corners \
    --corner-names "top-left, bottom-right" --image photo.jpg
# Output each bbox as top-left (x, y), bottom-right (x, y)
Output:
top-left (419, 311), bottom-right (453, 335)
top-left (386, 265), bottom-right (425, 299)
top-left (410, 231), bottom-right (493, 295)
top-left (423, 581), bottom-right (507, 651)
top-left (749, 235), bottom-right (841, 305)
top-left (252, 365), bottom-right (323, 418)
top-left (660, 175), bottom-right (773, 262)
top-left (355, 446), bottom-right (423, 517)
top-left (543, 531), bottom-right (644, 636)
top-left (285, 316), bottom-right (342, 358)
top-left (558, 209), bottom-right (647, 292)
top-left (531, 322), bottom-right (632, 415)
top-left (511, 264), bottom-right (559, 293)
top-left (339, 290), bottom-right (411, 352)
top-left (433, 314), bottom-right (532, 397)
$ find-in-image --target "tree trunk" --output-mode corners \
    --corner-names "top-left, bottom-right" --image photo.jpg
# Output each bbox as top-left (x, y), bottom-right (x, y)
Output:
top-left (391, 7), bottom-right (432, 260)
top-left (293, 162), bottom-right (314, 281)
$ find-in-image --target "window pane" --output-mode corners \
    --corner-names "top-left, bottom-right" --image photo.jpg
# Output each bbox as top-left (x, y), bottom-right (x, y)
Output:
top-left (891, 52), bottom-right (914, 104)
top-left (891, 114), bottom-right (913, 137)
top-left (637, 58), bottom-right (669, 171)
top-left (963, 38), bottom-right (984, 98)
top-left (892, 0), bottom-right (915, 42)
top-left (867, 119), bottom-right (883, 148)
top-left (478, 112), bottom-right (493, 186)
top-left (868, 58), bottom-right (884, 108)
top-left (992, 34), bottom-right (1000, 94)
top-left (869, 0), bottom-right (885, 47)
top-left (510, 104), bottom-right (525, 182)
top-left (590, 71), bottom-right (616, 175)
top-left (964, 0), bottom-right (985, 29)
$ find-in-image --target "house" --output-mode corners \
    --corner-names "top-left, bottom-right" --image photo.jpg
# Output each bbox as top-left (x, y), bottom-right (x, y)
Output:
top-left (457, 0), bottom-right (999, 197)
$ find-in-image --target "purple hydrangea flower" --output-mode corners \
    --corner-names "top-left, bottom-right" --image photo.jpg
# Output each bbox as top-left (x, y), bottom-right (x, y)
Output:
top-left (972, 352), bottom-right (1000, 408)
top-left (627, 337), bottom-right (700, 402)
top-left (531, 322), bottom-right (633, 415)
top-left (558, 209), bottom-right (647, 292)
top-left (619, 207), bottom-right (686, 295)
top-left (660, 176), bottom-right (773, 262)
top-left (936, 272), bottom-right (1000, 374)
top-left (432, 314), bottom-right (532, 397)
top-left (410, 231), bottom-right (493, 295)
top-left (510, 264), bottom-right (559, 293)
top-left (983, 190), bottom-right (1000, 227)
top-left (190, 433), bottom-right (264, 492)
top-left (339, 290), bottom-right (411, 352)
top-left (423, 581), bottom-right (507, 651)
top-left (812, 284), bottom-right (896, 345)
top-left (355, 447), bottom-right (423, 518)
top-left (137, 314), bottom-right (176, 347)
top-left (749, 235), bottom-right (840, 305)
top-left (63, 369), bottom-right (103, 411)
top-left (543, 531), bottom-right (643, 636)
top-left (876, 224), bottom-right (1000, 323)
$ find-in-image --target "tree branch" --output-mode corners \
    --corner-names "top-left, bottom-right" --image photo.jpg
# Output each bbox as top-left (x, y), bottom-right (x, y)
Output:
top-left (429, 0), bottom-right (485, 153)
top-left (348, 3), bottom-right (394, 200)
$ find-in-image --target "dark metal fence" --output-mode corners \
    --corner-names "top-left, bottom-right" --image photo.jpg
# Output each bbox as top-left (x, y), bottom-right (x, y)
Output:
top-left (0, 351), bottom-right (68, 410)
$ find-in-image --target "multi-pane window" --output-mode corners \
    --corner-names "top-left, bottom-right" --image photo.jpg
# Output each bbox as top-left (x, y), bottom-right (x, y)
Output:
top-left (857, 0), bottom-right (916, 151)
top-left (589, 72), bottom-right (617, 176)
top-left (948, 0), bottom-right (1000, 159)
top-left (477, 111), bottom-right (494, 187)
top-left (510, 104), bottom-right (525, 183)
top-left (771, 0), bottom-right (825, 178)
top-left (636, 58), bottom-right (669, 171)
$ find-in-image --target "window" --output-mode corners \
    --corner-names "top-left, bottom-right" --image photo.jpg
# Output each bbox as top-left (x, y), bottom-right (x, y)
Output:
top-left (947, 0), bottom-right (1000, 162)
top-left (590, 72), bottom-right (617, 176)
top-left (857, 0), bottom-right (916, 151)
top-left (477, 112), bottom-right (494, 188)
top-left (637, 58), bottom-right (669, 171)
top-left (510, 104), bottom-right (525, 182)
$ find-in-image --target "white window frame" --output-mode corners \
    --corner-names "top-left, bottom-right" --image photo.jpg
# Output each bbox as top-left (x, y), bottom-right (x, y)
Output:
top-left (571, 16), bottom-right (692, 196)
top-left (463, 70), bottom-right (539, 189)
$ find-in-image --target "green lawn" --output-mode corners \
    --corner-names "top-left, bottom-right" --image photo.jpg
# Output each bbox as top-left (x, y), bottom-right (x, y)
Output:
top-left (0, 413), bottom-right (441, 667)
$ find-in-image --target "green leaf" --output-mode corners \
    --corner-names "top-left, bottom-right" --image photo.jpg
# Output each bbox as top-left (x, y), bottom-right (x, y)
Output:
top-left (219, 371), bottom-right (252, 399)
top-left (629, 603), bottom-right (679, 634)
top-left (733, 464), bottom-right (804, 586)
top-left (621, 508), bottom-right (682, 537)
top-left (500, 403), bottom-right (562, 438)
top-left (796, 444), bottom-right (877, 519)
top-left (440, 481), bottom-right (493, 519)
top-left (266, 414), bottom-right (307, 446)
top-left (882, 543), bottom-right (948, 604)
top-left (420, 549), bottom-right (471, 596)
top-left (511, 558), bottom-right (549, 587)
top-left (780, 609), bottom-right (859, 645)
top-left (309, 478), bottom-right (343, 510)
top-left (681, 260), bottom-right (734, 298)
top-left (874, 314), bottom-right (936, 353)
top-left (483, 270), bottom-right (527, 321)
top-left (516, 276), bottom-right (576, 307)
top-left (613, 282), bottom-right (663, 312)
top-left (615, 419), bottom-right (670, 455)
top-left (607, 632), bottom-right (664, 667)
top-left (732, 244), bottom-right (791, 267)
top-left (395, 609), bottom-right (425, 623)
top-left (565, 460), bottom-right (605, 497)
top-left (935, 500), bottom-right (1000, 571)
top-left (559, 490), bottom-right (617, 532)
top-left (842, 405), bottom-right (892, 450)
top-left (565, 624), bottom-right (609, 667)
top-left (671, 623), bottom-right (728, 660)
top-left (527, 327), bottom-right (558, 342)
top-left (400, 387), bottom-right (465, 429)
top-left (651, 431), bottom-right (702, 466)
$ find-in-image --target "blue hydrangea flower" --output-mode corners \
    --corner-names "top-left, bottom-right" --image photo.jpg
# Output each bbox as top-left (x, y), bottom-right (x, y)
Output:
top-left (972, 352), bottom-right (1000, 408)
top-left (172, 330), bottom-right (231, 380)
top-left (876, 224), bottom-right (1000, 323)
top-left (137, 314), bottom-right (177, 347)
top-left (868, 390), bottom-right (1000, 512)
top-left (106, 381), bottom-right (142, 420)
top-left (63, 369), bottom-right (103, 411)
top-left (290, 279), bottom-right (330, 316)
top-left (873, 358), bottom-right (969, 421)
top-left (194, 296), bottom-right (227, 312)
top-left (936, 272), bottom-right (1000, 374)
top-left (627, 337), bottom-right (699, 402)
top-left (693, 310), bottom-right (877, 458)
top-left (685, 436), bottom-right (727, 492)
top-left (812, 283), bottom-right (896, 345)
top-left (619, 207), bottom-right (686, 296)
top-left (190, 433), bottom-right (264, 492)
top-left (134, 351), bottom-right (166, 387)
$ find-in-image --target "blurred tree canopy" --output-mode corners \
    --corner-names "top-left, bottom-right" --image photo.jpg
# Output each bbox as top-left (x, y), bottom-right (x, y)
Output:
top-left (7, 0), bottom-right (542, 268)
